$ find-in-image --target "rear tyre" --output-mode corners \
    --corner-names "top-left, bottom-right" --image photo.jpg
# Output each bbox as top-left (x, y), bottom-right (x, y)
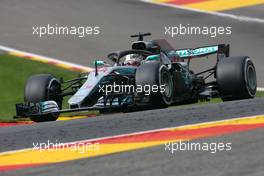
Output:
top-left (24, 74), bottom-right (62, 122)
top-left (136, 62), bottom-right (173, 108)
top-left (216, 56), bottom-right (257, 101)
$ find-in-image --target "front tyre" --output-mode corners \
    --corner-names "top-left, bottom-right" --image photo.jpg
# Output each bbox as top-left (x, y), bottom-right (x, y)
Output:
top-left (216, 56), bottom-right (257, 101)
top-left (24, 74), bottom-right (62, 122)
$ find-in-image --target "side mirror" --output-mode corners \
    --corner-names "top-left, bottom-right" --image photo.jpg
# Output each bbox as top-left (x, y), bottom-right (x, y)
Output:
top-left (93, 60), bottom-right (105, 76)
top-left (146, 55), bottom-right (160, 61)
top-left (93, 60), bottom-right (105, 66)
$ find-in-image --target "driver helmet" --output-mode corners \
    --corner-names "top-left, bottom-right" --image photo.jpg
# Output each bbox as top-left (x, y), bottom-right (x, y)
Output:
top-left (124, 54), bottom-right (141, 66)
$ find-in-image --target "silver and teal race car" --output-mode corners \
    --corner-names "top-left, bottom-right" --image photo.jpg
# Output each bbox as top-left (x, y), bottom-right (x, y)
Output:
top-left (15, 32), bottom-right (257, 122)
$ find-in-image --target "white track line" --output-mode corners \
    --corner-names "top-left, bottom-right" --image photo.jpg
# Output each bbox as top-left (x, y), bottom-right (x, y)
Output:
top-left (141, 0), bottom-right (264, 24)
top-left (1, 114), bottom-right (263, 155)
top-left (257, 87), bottom-right (264, 91)
top-left (0, 45), bottom-right (93, 72)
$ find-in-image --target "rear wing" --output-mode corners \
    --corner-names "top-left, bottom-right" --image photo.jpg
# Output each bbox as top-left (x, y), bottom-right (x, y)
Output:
top-left (168, 44), bottom-right (229, 59)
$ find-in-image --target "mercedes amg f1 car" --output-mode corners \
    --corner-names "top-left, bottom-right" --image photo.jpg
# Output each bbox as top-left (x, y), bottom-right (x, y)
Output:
top-left (15, 32), bottom-right (257, 122)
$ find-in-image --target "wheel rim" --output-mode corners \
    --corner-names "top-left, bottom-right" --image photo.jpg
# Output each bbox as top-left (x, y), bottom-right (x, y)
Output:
top-left (246, 64), bottom-right (257, 92)
top-left (160, 68), bottom-right (173, 103)
top-left (246, 63), bottom-right (257, 96)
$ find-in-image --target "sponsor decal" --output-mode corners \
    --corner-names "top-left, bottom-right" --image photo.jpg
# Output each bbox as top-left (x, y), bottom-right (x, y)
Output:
top-left (170, 46), bottom-right (218, 58)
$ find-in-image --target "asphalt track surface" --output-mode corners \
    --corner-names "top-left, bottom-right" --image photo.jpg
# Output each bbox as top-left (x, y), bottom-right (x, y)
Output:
top-left (1, 98), bottom-right (264, 176)
top-left (0, 0), bottom-right (264, 175)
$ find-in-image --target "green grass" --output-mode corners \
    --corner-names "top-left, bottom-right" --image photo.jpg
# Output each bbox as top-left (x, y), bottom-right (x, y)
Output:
top-left (256, 91), bottom-right (264, 97)
top-left (0, 54), bottom-right (77, 121)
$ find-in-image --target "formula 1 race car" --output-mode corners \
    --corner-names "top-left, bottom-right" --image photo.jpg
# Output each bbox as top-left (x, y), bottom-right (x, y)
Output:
top-left (15, 32), bottom-right (257, 122)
